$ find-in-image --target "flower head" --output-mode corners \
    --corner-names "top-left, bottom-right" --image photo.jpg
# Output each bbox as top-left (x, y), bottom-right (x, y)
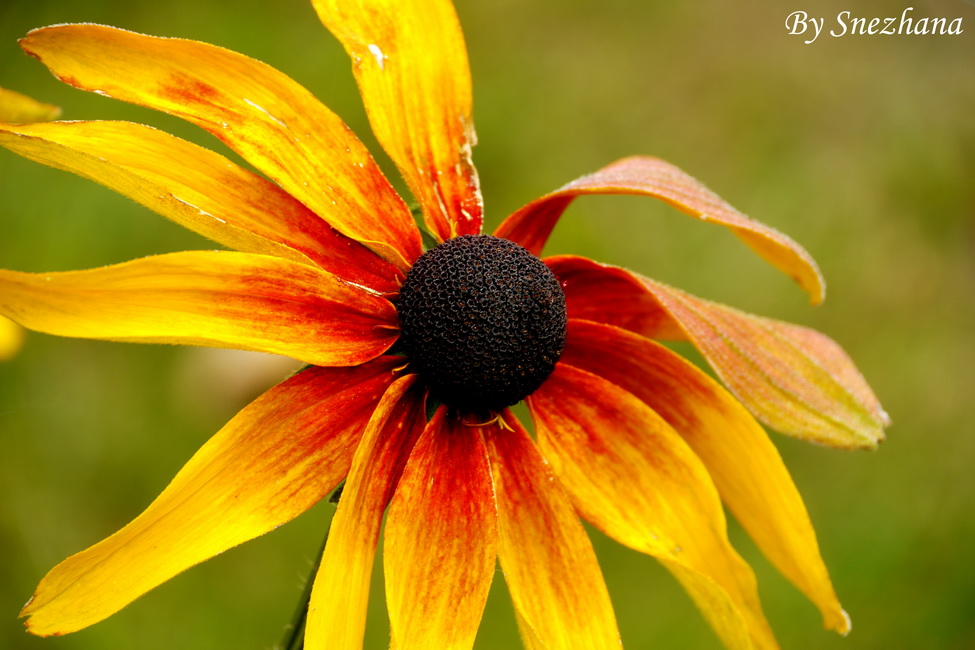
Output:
top-left (0, 1), bottom-right (888, 648)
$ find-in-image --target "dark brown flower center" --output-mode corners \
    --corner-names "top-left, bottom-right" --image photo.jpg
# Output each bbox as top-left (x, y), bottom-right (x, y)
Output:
top-left (395, 234), bottom-right (567, 414)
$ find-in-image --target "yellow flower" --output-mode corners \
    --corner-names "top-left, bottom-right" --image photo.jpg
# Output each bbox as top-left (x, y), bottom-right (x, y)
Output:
top-left (0, 1), bottom-right (889, 648)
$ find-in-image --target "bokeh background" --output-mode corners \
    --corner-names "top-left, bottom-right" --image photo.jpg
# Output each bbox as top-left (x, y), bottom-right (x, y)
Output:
top-left (1, 0), bottom-right (973, 648)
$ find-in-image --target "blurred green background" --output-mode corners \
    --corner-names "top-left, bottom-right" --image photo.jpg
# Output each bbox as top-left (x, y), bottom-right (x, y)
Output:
top-left (1, 0), bottom-right (973, 648)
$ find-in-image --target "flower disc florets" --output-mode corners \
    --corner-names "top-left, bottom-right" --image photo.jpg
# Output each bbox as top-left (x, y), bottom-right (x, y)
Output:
top-left (395, 234), bottom-right (567, 414)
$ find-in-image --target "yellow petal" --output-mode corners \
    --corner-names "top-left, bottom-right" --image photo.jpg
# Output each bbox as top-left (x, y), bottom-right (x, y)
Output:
top-left (313, 0), bottom-right (483, 241)
top-left (562, 319), bottom-right (850, 634)
top-left (0, 120), bottom-right (401, 291)
top-left (0, 251), bottom-right (397, 366)
top-left (496, 155), bottom-right (825, 304)
top-left (0, 315), bottom-right (25, 361)
top-left (20, 24), bottom-right (422, 269)
top-left (484, 412), bottom-right (621, 650)
top-left (548, 255), bottom-right (889, 448)
top-left (384, 409), bottom-right (497, 649)
top-left (22, 358), bottom-right (401, 636)
top-left (0, 87), bottom-right (60, 122)
top-left (529, 364), bottom-right (778, 650)
top-left (305, 375), bottom-right (426, 650)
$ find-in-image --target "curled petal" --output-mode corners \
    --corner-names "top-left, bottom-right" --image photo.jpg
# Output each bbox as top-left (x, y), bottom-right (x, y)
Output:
top-left (313, 0), bottom-right (482, 241)
top-left (21, 359), bottom-right (400, 636)
top-left (0, 120), bottom-right (400, 291)
top-left (21, 24), bottom-right (421, 269)
top-left (306, 376), bottom-right (426, 650)
top-left (548, 255), bottom-right (888, 448)
top-left (384, 409), bottom-right (496, 650)
top-left (562, 319), bottom-right (850, 634)
top-left (0, 251), bottom-right (397, 366)
top-left (528, 364), bottom-right (778, 650)
top-left (0, 87), bottom-right (60, 122)
top-left (485, 413), bottom-right (621, 650)
top-left (496, 155), bottom-right (825, 303)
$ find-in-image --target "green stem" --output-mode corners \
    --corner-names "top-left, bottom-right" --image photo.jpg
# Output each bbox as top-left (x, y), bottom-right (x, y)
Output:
top-left (279, 483), bottom-right (344, 650)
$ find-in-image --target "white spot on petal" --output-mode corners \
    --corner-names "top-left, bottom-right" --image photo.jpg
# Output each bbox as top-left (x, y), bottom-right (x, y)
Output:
top-left (243, 98), bottom-right (288, 129)
top-left (367, 43), bottom-right (386, 71)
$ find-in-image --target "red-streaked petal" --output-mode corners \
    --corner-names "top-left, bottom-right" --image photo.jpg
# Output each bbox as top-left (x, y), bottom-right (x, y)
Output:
top-left (0, 87), bottom-right (60, 122)
top-left (562, 319), bottom-right (850, 634)
top-left (313, 0), bottom-right (482, 241)
top-left (384, 409), bottom-right (496, 649)
top-left (0, 120), bottom-right (400, 291)
top-left (21, 359), bottom-right (400, 636)
top-left (547, 254), bottom-right (683, 340)
top-left (548, 255), bottom-right (888, 449)
top-left (528, 364), bottom-right (778, 650)
top-left (305, 375), bottom-right (426, 650)
top-left (0, 251), bottom-right (397, 366)
top-left (484, 412), bottom-right (621, 650)
top-left (20, 24), bottom-right (422, 269)
top-left (496, 155), bottom-right (825, 303)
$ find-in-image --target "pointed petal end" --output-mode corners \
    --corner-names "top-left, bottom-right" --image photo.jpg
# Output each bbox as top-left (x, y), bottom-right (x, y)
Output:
top-left (830, 607), bottom-right (852, 637)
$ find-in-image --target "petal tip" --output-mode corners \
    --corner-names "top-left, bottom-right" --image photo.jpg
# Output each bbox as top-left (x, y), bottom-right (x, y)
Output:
top-left (877, 405), bottom-right (893, 428)
top-left (17, 36), bottom-right (42, 62)
top-left (809, 283), bottom-right (826, 306)
top-left (834, 607), bottom-right (852, 636)
top-left (19, 594), bottom-right (35, 618)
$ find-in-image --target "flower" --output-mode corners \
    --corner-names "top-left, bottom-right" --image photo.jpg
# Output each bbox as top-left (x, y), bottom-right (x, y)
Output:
top-left (0, 1), bottom-right (889, 648)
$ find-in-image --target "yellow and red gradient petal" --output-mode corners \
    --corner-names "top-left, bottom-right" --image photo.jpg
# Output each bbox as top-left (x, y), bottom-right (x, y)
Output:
top-left (561, 319), bottom-right (851, 634)
top-left (313, 0), bottom-right (482, 241)
top-left (384, 409), bottom-right (496, 649)
top-left (528, 364), bottom-right (778, 650)
top-left (496, 155), bottom-right (825, 304)
top-left (548, 255), bottom-right (888, 449)
top-left (305, 376), bottom-right (426, 650)
top-left (485, 413), bottom-right (621, 650)
top-left (20, 24), bottom-right (421, 270)
top-left (0, 87), bottom-right (60, 122)
top-left (21, 358), bottom-right (401, 637)
top-left (0, 120), bottom-right (401, 292)
top-left (0, 251), bottom-right (397, 367)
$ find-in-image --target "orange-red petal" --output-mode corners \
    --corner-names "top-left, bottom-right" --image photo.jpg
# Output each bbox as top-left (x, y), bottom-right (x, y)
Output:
top-left (0, 251), bottom-right (397, 366)
top-left (21, 358), bottom-right (400, 636)
top-left (495, 155), bottom-right (825, 303)
top-left (528, 364), bottom-right (778, 650)
top-left (313, 0), bottom-right (482, 241)
top-left (305, 375), bottom-right (426, 650)
top-left (0, 120), bottom-right (400, 292)
top-left (561, 319), bottom-right (851, 634)
top-left (546, 254), bottom-right (683, 340)
top-left (548, 255), bottom-right (888, 448)
top-left (0, 86), bottom-right (60, 122)
top-left (384, 409), bottom-right (497, 649)
top-left (20, 24), bottom-right (422, 269)
top-left (484, 412), bottom-right (621, 650)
